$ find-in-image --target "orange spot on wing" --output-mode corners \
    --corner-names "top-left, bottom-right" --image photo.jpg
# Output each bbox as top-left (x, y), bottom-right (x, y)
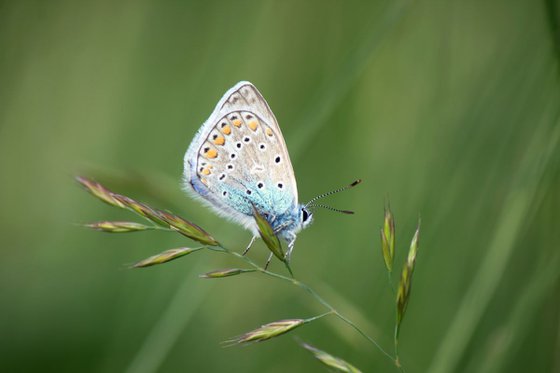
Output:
top-left (265, 127), bottom-right (273, 136)
top-left (213, 136), bottom-right (225, 145)
top-left (221, 125), bottom-right (231, 135)
top-left (248, 120), bottom-right (258, 131)
top-left (232, 119), bottom-right (242, 127)
top-left (201, 168), bottom-right (211, 175)
top-left (205, 148), bottom-right (218, 158)
top-left (200, 178), bottom-right (208, 186)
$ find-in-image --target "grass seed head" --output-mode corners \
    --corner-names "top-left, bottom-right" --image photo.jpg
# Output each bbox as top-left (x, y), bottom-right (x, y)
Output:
top-left (132, 247), bottom-right (202, 268)
top-left (227, 319), bottom-right (304, 345)
top-left (407, 225), bottom-right (419, 266)
top-left (252, 206), bottom-right (284, 261)
top-left (200, 268), bottom-right (255, 278)
top-left (85, 221), bottom-right (152, 233)
top-left (76, 176), bottom-right (219, 246)
top-left (75, 176), bottom-right (125, 208)
top-left (156, 210), bottom-right (219, 246)
top-left (381, 228), bottom-right (392, 273)
top-left (111, 195), bottom-right (218, 245)
top-left (301, 342), bottom-right (362, 373)
top-left (395, 223), bottom-right (420, 338)
top-left (110, 194), bottom-right (167, 226)
top-left (381, 205), bottom-right (396, 272)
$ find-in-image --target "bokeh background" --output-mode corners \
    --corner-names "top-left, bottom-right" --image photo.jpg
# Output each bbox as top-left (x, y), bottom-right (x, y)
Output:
top-left (1, 0), bottom-right (559, 372)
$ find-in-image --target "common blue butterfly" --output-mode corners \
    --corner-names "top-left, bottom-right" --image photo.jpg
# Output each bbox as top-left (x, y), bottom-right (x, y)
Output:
top-left (183, 81), bottom-right (359, 261)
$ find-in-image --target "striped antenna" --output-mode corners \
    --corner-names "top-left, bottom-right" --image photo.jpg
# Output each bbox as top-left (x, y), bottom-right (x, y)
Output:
top-left (304, 179), bottom-right (362, 208)
top-left (308, 203), bottom-right (355, 214)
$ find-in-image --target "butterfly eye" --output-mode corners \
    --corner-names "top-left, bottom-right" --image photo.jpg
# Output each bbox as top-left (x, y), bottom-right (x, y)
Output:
top-left (302, 209), bottom-right (309, 222)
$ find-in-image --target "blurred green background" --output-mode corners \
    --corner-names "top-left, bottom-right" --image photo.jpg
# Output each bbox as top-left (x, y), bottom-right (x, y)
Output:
top-left (1, 0), bottom-right (559, 372)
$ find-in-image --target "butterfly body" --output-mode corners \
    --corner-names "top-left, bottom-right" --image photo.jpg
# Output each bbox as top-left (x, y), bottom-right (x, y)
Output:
top-left (183, 82), bottom-right (313, 250)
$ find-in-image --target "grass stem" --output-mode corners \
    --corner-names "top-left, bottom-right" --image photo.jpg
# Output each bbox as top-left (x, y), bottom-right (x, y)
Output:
top-left (217, 245), bottom-right (398, 366)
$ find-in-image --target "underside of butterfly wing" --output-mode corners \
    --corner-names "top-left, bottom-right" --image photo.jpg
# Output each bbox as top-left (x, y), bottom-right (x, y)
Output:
top-left (183, 82), bottom-right (300, 236)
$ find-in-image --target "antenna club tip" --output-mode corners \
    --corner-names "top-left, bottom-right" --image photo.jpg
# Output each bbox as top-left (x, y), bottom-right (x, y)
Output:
top-left (350, 179), bottom-right (362, 187)
top-left (342, 210), bottom-right (355, 215)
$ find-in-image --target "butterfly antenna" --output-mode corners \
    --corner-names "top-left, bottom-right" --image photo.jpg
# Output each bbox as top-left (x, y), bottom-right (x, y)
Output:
top-left (304, 179), bottom-right (362, 208)
top-left (308, 203), bottom-right (355, 214)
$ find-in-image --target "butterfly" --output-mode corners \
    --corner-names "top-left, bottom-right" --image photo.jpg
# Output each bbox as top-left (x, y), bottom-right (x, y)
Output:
top-left (183, 81), bottom-right (359, 262)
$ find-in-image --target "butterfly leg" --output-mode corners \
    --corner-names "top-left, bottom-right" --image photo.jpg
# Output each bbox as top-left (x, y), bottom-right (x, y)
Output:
top-left (264, 252), bottom-right (274, 270)
top-left (285, 235), bottom-right (297, 263)
top-left (242, 235), bottom-right (258, 256)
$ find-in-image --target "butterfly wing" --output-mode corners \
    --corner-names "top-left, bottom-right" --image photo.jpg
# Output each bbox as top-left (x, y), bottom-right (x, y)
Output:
top-left (183, 81), bottom-right (298, 233)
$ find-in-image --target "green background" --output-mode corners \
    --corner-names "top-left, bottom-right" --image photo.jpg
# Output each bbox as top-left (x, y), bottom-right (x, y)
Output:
top-left (1, 0), bottom-right (559, 372)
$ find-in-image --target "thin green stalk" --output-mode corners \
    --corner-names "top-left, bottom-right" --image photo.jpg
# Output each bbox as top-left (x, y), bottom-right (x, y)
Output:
top-left (218, 245), bottom-right (398, 366)
top-left (387, 271), bottom-right (396, 295)
top-left (394, 324), bottom-right (400, 369)
top-left (306, 311), bottom-right (336, 323)
top-left (284, 260), bottom-right (294, 278)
